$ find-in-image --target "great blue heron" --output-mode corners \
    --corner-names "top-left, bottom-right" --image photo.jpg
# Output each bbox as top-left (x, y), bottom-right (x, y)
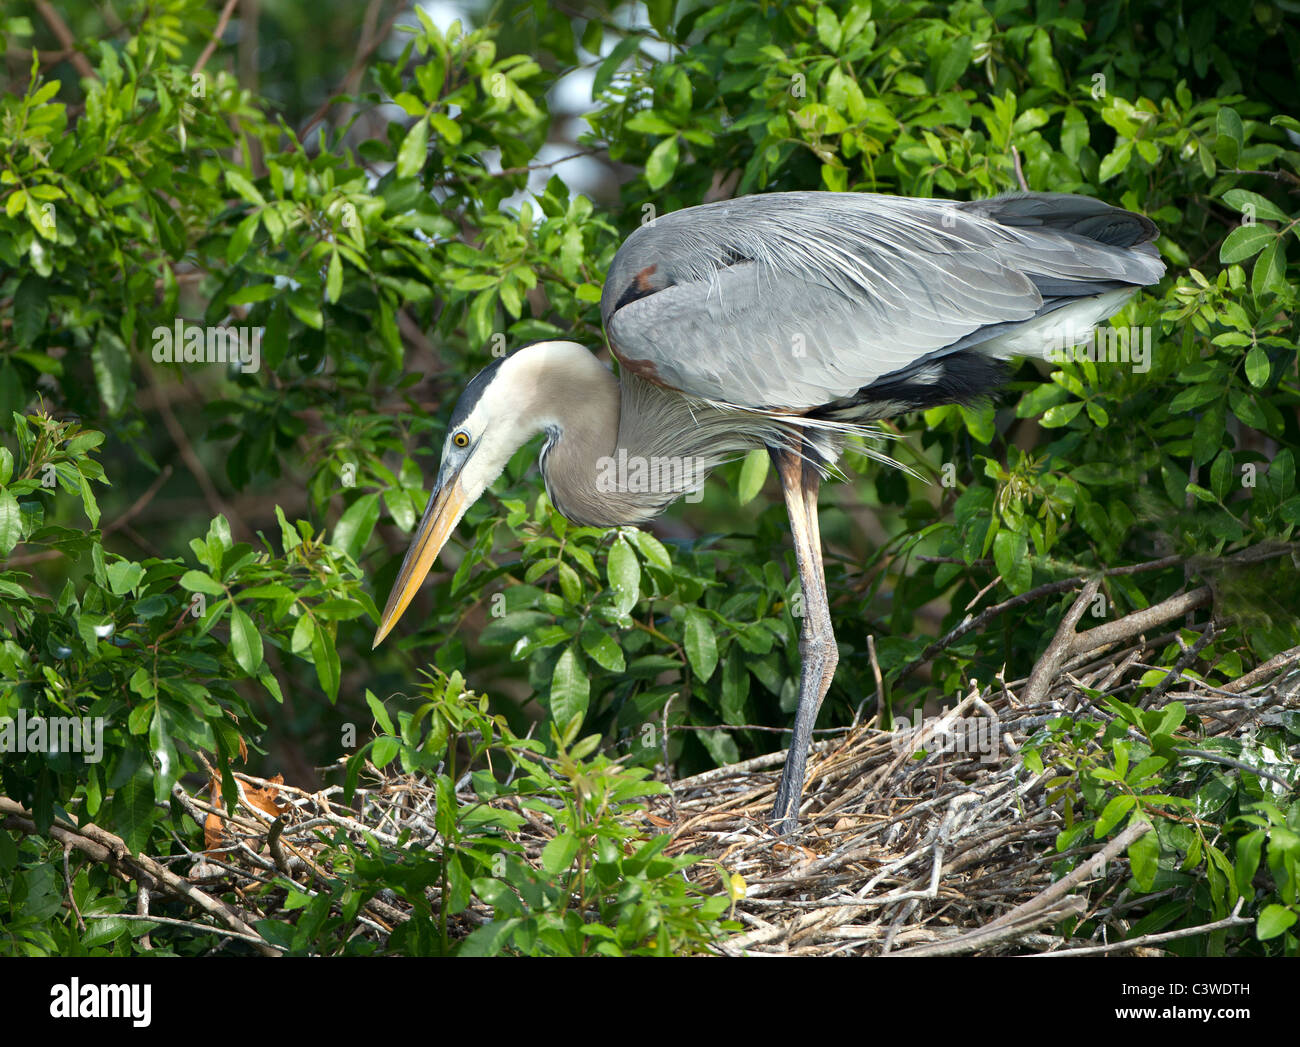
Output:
top-left (372, 190), bottom-right (1164, 833)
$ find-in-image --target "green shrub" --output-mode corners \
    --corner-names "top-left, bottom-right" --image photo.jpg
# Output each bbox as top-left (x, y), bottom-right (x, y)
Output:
top-left (1, 0), bottom-right (1297, 954)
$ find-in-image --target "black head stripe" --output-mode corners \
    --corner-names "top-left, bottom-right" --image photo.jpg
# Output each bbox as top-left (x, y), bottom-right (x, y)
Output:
top-left (447, 355), bottom-right (508, 431)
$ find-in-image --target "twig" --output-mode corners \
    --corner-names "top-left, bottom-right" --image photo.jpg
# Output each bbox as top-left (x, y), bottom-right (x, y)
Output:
top-left (1071, 587), bottom-right (1213, 658)
top-left (1036, 900), bottom-right (1251, 956)
top-left (888, 897), bottom-right (1085, 957)
top-left (901, 555), bottom-right (1189, 680)
top-left (104, 464), bottom-right (174, 537)
top-left (84, 911), bottom-right (286, 950)
top-left (981, 820), bottom-right (1152, 932)
top-left (1022, 578), bottom-right (1100, 706)
top-left (144, 361), bottom-right (253, 540)
top-left (192, 0), bottom-right (241, 78)
top-left (33, 2), bottom-right (97, 81)
top-left (660, 692), bottom-right (678, 819)
top-left (0, 796), bottom-right (278, 957)
top-left (1139, 620), bottom-right (1215, 708)
top-left (62, 844), bottom-right (85, 931)
top-left (1173, 748), bottom-right (1298, 789)
top-left (861, 633), bottom-right (885, 727)
top-left (1010, 144), bottom-right (1029, 191)
top-left (299, 1), bottom-right (410, 139)
top-left (1223, 642), bottom-right (1300, 694)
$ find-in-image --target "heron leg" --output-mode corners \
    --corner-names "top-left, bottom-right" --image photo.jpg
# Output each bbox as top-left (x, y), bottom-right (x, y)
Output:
top-left (769, 442), bottom-right (838, 834)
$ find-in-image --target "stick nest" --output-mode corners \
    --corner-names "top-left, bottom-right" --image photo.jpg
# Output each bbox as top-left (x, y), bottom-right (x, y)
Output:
top-left (181, 554), bottom-right (1298, 956)
top-left (11, 550), bottom-right (1293, 955)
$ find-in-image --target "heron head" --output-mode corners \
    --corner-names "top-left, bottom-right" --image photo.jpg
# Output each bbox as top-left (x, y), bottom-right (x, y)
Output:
top-left (371, 342), bottom-right (589, 647)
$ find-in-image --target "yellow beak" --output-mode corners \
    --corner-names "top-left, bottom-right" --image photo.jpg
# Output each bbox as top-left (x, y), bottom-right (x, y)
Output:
top-left (372, 475), bottom-right (469, 648)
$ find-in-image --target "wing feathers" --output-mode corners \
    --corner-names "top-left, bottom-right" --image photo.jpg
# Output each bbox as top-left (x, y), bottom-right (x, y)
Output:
top-left (601, 191), bottom-right (1164, 410)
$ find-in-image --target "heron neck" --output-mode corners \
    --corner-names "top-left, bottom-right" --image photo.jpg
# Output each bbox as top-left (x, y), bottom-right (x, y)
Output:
top-left (516, 342), bottom-right (782, 527)
top-left (514, 344), bottom-right (627, 525)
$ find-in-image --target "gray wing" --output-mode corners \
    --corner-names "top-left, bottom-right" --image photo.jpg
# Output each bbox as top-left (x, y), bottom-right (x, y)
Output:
top-left (600, 191), bottom-right (1164, 411)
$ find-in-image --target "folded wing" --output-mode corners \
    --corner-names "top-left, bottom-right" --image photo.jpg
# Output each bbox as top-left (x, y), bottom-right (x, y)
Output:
top-left (600, 191), bottom-right (1164, 412)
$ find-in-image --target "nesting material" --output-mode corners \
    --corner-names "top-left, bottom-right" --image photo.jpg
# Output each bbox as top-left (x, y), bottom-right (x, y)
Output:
top-left (14, 557), bottom-right (1291, 955)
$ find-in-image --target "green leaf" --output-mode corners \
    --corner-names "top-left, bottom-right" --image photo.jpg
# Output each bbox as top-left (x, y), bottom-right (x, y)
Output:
top-left (224, 169), bottom-right (266, 207)
top-left (429, 112), bottom-right (462, 144)
top-left (580, 627), bottom-right (625, 672)
top-left (0, 488), bottom-right (22, 557)
top-left (461, 918), bottom-right (522, 957)
top-left (396, 117), bottom-right (429, 179)
top-left (1258, 905), bottom-right (1298, 940)
top-left (607, 535), bottom-right (640, 614)
top-left (1025, 28), bottom-right (1063, 92)
top-left (82, 917), bottom-right (130, 949)
top-left (1210, 450), bottom-right (1234, 498)
top-left (1060, 106), bottom-right (1089, 163)
top-left (112, 774), bottom-right (156, 855)
top-left (737, 449), bottom-right (768, 505)
top-left (1236, 829), bottom-right (1265, 897)
top-left (550, 645), bottom-right (590, 726)
top-left (311, 623), bottom-right (341, 702)
top-left (815, 5), bottom-right (841, 51)
top-left (645, 135), bottom-right (679, 191)
top-left (229, 604), bottom-right (263, 674)
top-left (626, 110), bottom-right (677, 135)
top-left (227, 283), bottom-right (279, 305)
top-left (1098, 141), bottom-right (1131, 182)
top-left (226, 212), bottom-right (260, 265)
top-left (1040, 401), bottom-right (1084, 428)
top-left (77, 470), bottom-right (101, 529)
top-left (1252, 239), bottom-right (1287, 301)
top-left (1245, 344), bottom-right (1270, 387)
top-left (179, 570), bottom-right (226, 595)
top-left (592, 35), bottom-right (641, 97)
top-left (91, 336), bottom-right (131, 415)
top-left (105, 560), bottom-right (144, 595)
top-left (933, 35), bottom-right (972, 92)
top-left (13, 274), bottom-right (48, 346)
top-left (1216, 107), bottom-right (1243, 165)
top-left (992, 529), bottom-right (1031, 593)
top-left (333, 493), bottom-right (380, 561)
top-left (149, 706), bottom-right (180, 803)
top-left (1229, 387), bottom-right (1271, 432)
top-left (1127, 825), bottom-right (1158, 891)
top-left (1221, 189), bottom-right (1290, 224)
top-left (1094, 794), bottom-right (1135, 837)
top-left (372, 736), bottom-right (399, 768)
top-left (259, 671), bottom-right (284, 704)
top-left (128, 702), bottom-right (153, 735)
top-left (291, 612), bottom-right (316, 655)
top-left (326, 250), bottom-right (343, 304)
top-left (683, 606), bottom-right (718, 682)
top-left (366, 691), bottom-right (394, 735)
top-left (1219, 225), bottom-right (1272, 264)
top-left (276, 505), bottom-right (302, 553)
top-left (625, 528), bottom-right (672, 571)
top-left (541, 832), bottom-right (580, 875)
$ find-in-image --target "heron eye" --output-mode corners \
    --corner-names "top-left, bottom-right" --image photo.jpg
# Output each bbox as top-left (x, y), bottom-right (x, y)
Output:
top-left (452, 431), bottom-right (470, 448)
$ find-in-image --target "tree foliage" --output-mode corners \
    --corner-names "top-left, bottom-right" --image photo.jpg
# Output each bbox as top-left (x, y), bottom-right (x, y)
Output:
top-left (1, 0), bottom-right (1298, 954)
